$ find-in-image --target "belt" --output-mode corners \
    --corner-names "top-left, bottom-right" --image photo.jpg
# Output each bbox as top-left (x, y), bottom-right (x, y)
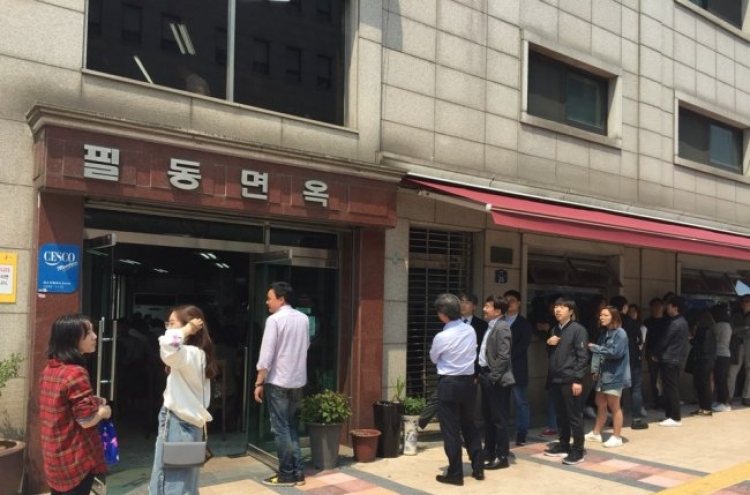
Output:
top-left (438, 374), bottom-right (475, 381)
top-left (480, 366), bottom-right (490, 373)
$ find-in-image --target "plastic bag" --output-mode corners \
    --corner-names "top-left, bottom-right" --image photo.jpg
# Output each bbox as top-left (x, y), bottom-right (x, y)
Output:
top-left (98, 419), bottom-right (119, 465)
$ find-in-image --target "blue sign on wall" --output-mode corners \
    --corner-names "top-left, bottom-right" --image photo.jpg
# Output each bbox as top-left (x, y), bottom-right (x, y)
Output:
top-left (38, 244), bottom-right (80, 293)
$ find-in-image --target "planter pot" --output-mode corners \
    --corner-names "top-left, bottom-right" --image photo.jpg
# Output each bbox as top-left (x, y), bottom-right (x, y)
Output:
top-left (0, 440), bottom-right (25, 495)
top-left (401, 415), bottom-right (419, 455)
top-left (349, 429), bottom-right (381, 463)
top-left (373, 401), bottom-right (402, 458)
top-left (307, 423), bottom-right (342, 470)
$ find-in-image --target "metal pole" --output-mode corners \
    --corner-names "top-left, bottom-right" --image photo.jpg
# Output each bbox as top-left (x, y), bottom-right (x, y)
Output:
top-left (226, 0), bottom-right (236, 101)
top-left (96, 317), bottom-right (105, 397)
top-left (241, 345), bottom-right (249, 432)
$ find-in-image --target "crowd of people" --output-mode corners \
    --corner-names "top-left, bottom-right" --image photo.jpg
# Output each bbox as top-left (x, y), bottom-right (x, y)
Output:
top-left (427, 290), bottom-right (750, 484)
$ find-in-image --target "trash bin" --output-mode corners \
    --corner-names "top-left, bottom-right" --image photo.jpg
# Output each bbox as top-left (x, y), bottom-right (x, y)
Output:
top-left (373, 401), bottom-right (402, 458)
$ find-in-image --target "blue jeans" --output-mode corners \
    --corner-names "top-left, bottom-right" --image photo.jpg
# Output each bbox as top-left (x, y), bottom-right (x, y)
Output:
top-left (265, 384), bottom-right (303, 479)
top-left (149, 407), bottom-right (203, 495)
top-left (629, 361), bottom-right (645, 419)
top-left (512, 385), bottom-right (530, 436)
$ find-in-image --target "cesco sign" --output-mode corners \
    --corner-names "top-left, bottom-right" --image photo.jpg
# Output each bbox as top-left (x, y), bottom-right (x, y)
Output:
top-left (42, 250), bottom-right (77, 266)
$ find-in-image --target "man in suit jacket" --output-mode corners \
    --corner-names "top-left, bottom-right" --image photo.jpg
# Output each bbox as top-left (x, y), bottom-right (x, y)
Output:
top-left (503, 290), bottom-right (533, 446)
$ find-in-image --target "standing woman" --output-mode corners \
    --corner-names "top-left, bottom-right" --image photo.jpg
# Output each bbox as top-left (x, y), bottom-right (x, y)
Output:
top-left (40, 314), bottom-right (112, 495)
top-left (586, 307), bottom-right (630, 448)
top-left (149, 305), bottom-right (217, 495)
top-left (711, 304), bottom-right (732, 412)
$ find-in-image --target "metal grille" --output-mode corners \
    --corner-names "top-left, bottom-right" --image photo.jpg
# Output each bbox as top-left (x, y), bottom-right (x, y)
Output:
top-left (406, 228), bottom-right (472, 399)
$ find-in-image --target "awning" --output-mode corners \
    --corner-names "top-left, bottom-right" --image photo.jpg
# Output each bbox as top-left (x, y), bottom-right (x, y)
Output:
top-left (406, 178), bottom-right (750, 261)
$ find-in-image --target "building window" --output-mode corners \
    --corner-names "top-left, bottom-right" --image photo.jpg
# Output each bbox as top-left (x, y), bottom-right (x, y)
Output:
top-left (528, 51), bottom-right (608, 135)
top-left (285, 47), bottom-right (302, 83)
top-left (679, 107), bottom-right (743, 173)
top-left (688, 0), bottom-right (742, 28)
top-left (86, 0), bottom-right (346, 125)
top-left (121, 4), bottom-right (143, 44)
top-left (252, 39), bottom-right (270, 75)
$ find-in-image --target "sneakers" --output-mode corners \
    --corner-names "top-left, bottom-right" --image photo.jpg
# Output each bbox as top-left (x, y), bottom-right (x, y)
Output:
top-left (712, 403), bottom-right (732, 413)
top-left (584, 431), bottom-right (602, 443)
top-left (263, 474), bottom-right (297, 487)
top-left (562, 449), bottom-right (585, 465)
top-left (294, 473), bottom-right (305, 486)
top-left (690, 409), bottom-right (713, 417)
top-left (540, 428), bottom-right (558, 437)
top-left (659, 418), bottom-right (682, 427)
top-left (583, 406), bottom-right (597, 419)
top-left (516, 433), bottom-right (527, 446)
top-left (631, 419), bottom-right (649, 430)
top-left (544, 443), bottom-right (570, 457)
top-left (603, 436), bottom-right (623, 448)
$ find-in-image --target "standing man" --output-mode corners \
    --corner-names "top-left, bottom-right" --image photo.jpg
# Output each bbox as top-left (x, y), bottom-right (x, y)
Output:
top-left (254, 282), bottom-right (310, 487)
top-left (544, 298), bottom-right (589, 465)
top-left (459, 292), bottom-right (490, 374)
top-left (503, 290), bottom-right (532, 446)
top-left (479, 295), bottom-right (515, 470)
top-left (610, 295), bottom-right (648, 430)
top-left (644, 298), bottom-right (668, 410)
top-left (430, 293), bottom-right (484, 486)
top-left (652, 295), bottom-right (689, 427)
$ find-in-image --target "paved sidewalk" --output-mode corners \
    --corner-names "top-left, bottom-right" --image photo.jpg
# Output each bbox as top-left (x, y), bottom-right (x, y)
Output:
top-left (119, 404), bottom-right (750, 495)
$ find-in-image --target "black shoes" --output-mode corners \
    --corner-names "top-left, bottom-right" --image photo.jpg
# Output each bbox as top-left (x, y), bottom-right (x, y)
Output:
top-left (631, 419), bottom-right (649, 430)
top-left (436, 475), bottom-right (464, 486)
top-left (472, 470), bottom-right (485, 480)
top-left (690, 409), bottom-right (713, 417)
top-left (516, 433), bottom-right (527, 446)
top-left (544, 443), bottom-right (570, 457)
top-left (742, 398), bottom-right (750, 407)
top-left (562, 449), bottom-right (585, 465)
top-left (485, 456), bottom-right (510, 470)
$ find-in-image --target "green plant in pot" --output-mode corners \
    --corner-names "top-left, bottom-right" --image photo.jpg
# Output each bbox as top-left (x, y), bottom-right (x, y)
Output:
top-left (401, 396), bottom-right (425, 456)
top-left (0, 353), bottom-right (25, 495)
top-left (300, 390), bottom-right (351, 470)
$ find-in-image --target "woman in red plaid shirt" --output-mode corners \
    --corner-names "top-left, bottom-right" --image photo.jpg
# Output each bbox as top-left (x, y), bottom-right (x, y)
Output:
top-left (40, 314), bottom-right (112, 495)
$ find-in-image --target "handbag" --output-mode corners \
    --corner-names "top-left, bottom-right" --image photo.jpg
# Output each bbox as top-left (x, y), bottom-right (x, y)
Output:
top-left (98, 419), bottom-right (119, 465)
top-left (162, 354), bottom-right (211, 468)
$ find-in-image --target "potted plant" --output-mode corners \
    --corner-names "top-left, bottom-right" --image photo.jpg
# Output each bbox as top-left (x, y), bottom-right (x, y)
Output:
top-left (0, 353), bottom-right (24, 495)
top-left (372, 377), bottom-right (404, 458)
top-left (300, 389), bottom-right (351, 470)
top-left (401, 396), bottom-right (425, 455)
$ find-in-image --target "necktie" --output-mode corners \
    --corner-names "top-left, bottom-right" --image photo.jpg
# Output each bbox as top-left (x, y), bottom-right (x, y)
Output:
top-left (463, 318), bottom-right (468, 324)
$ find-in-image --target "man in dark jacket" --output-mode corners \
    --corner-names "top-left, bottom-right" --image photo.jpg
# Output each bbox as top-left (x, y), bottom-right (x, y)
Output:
top-left (479, 295), bottom-right (514, 470)
top-left (543, 298), bottom-right (589, 465)
top-left (652, 295), bottom-right (689, 426)
top-left (644, 298), bottom-right (668, 409)
top-left (610, 295), bottom-right (648, 430)
top-left (503, 290), bottom-right (532, 446)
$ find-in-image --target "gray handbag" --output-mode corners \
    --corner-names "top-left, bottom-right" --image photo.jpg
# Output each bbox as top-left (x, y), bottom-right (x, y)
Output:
top-left (161, 355), bottom-right (211, 468)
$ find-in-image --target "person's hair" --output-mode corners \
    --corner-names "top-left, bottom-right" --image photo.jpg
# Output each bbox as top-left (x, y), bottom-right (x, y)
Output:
top-left (628, 303), bottom-right (642, 323)
top-left (554, 298), bottom-right (578, 320)
top-left (502, 290), bottom-right (522, 301)
top-left (485, 295), bottom-right (509, 315)
top-left (170, 305), bottom-right (218, 380)
top-left (270, 281), bottom-right (295, 307)
top-left (458, 292), bottom-right (479, 305)
top-left (710, 303), bottom-right (731, 324)
top-left (662, 291), bottom-right (676, 302)
top-left (601, 306), bottom-right (622, 330)
top-left (435, 293), bottom-right (462, 321)
top-left (649, 297), bottom-right (663, 307)
top-left (665, 295), bottom-right (686, 314)
top-left (609, 295), bottom-right (628, 312)
top-left (47, 314), bottom-right (93, 366)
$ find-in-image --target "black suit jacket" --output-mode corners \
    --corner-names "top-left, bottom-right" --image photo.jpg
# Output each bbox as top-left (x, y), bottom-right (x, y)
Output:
top-left (467, 316), bottom-right (489, 375)
top-left (509, 314), bottom-right (533, 387)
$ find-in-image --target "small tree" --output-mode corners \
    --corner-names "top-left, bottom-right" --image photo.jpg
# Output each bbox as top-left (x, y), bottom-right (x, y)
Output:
top-left (0, 354), bottom-right (22, 398)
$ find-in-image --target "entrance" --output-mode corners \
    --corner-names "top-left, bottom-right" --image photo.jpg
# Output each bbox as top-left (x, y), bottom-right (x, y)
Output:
top-left (82, 210), bottom-right (341, 488)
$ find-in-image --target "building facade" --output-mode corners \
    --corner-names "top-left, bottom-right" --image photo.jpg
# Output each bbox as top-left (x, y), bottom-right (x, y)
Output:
top-left (2, 1), bottom-right (750, 493)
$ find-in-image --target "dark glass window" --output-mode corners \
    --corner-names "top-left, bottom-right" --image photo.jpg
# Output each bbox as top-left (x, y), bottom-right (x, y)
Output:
top-left (679, 107), bottom-right (743, 173)
top-left (689, 0), bottom-right (743, 28)
top-left (528, 51), bottom-right (609, 135)
top-left (121, 4), bottom-right (143, 44)
top-left (86, 0), bottom-right (345, 125)
top-left (270, 228), bottom-right (338, 249)
top-left (252, 39), bottom-right (270, 75)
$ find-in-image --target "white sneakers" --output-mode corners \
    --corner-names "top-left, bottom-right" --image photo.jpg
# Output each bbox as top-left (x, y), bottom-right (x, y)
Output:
top-left (603, 436), bottom-right (623, 448)
top-left (659, 418), bottom-right (683, 427)
top-left (712, 403), bottom-right (732, 413)
top-left (584, 431), bottom-right (602, 442)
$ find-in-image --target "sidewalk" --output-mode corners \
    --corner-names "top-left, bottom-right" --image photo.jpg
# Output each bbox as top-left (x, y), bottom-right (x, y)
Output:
top-left (118, 404), bottom-right (750, 495)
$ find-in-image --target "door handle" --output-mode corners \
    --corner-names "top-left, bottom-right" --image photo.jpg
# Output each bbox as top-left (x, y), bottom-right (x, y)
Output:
top-left (109, 325), bottom-right (118, 402)
top-left (96, 318), bottom-right (105, 397)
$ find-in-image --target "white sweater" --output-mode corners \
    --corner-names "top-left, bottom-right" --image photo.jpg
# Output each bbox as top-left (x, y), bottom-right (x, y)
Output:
top-left (159, 329), bottom-right (212, 427)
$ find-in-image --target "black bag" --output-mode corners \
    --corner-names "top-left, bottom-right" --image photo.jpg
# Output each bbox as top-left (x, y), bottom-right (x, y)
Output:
top-left (684, 346), bottom-right (697, 374)
top-left (730, 335), bottom-right (741, 365)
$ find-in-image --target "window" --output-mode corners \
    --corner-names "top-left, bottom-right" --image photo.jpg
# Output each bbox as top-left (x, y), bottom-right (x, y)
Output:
top-left (285, 47), bottom-right (302, 83)
top-left (121, 4), bottom-right (143, 44)
top-left (679, 107), bottom-right (743, 173)
top-left (528, 51), bottom-right (609, 135)
top-left (688, 0), bottom-right (742, 28)
top-left (86, 0), bottom-right (346, 125)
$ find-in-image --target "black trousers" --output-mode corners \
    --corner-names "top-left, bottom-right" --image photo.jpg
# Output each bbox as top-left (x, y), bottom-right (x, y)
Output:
top-left (714, 356), bottom-right (730, 404)
top-left (646, 354), bottom-right (662, 407)
top-left (693, 359), bottom-right (714, 411)
top-left (51, 473), bottom-right (95, 495)
top-left (437, 376), bottom-right (483, 478)
top-left (479, 373), bottom-right (511, 458)
top-left (550, 382), bottom-right (584, 453)
top-left (660, 362), bottom-right (682, 421)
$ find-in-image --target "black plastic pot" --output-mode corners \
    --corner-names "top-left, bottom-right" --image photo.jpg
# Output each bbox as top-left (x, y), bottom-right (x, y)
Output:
top-left (372, 401), bottom-right (402, 458)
